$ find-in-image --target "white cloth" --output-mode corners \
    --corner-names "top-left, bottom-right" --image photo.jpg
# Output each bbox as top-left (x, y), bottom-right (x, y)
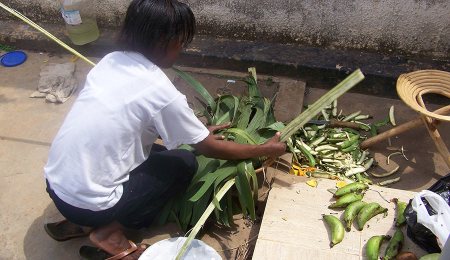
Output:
top-left (30, 62), bottom-right (78, 103)
top-left (44, 51), bottom-right (209, 211)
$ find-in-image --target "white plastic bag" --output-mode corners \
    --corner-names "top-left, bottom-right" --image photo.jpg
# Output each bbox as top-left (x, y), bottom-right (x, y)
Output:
top-left (138, 237), bottom-right (221, 260)
top-left (412, 190), bottom-right (450, 248)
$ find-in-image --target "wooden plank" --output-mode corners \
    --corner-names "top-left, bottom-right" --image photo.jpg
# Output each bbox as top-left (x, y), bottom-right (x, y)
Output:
top-left (253, 177), bottom-right (428, 259)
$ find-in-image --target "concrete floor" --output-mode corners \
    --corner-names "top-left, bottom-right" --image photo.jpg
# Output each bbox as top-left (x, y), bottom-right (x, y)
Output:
top-left (0, 51), bottom-right (448, 260)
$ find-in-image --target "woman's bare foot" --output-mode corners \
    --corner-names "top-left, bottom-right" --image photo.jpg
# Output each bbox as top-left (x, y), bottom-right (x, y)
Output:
top-left (89, 222), bottom-right (146, 260)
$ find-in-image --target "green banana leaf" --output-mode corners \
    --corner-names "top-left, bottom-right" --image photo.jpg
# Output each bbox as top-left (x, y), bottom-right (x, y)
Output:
top-left (161, 68), bottom-right (278, 233)
top-left (188, 156), bottom-right (222, 190)
top-left (256, 121), bottom-right (286, 143)
top-left (190, 188), bottom-right (213, 226)
top-left (235, 161), bottom-right (256, 220)
top-left (189, 163), bottom-right (236, 202)
top-left (245, 69), bottom-right (261, 98)
top-left (173, 67), bottom-right (216, 112)
top-left (223, 128), bottom-right (259, 145)
top-left (211, 95), bottom-right (240, 125)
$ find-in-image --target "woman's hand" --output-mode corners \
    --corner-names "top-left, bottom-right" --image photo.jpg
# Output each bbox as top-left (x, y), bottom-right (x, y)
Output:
top-left (206, 122), bottom-right (231, 140)
top-left (262, 132), bottom-right (286, 159)
top-left (193, 126), bottom-right (286, 160)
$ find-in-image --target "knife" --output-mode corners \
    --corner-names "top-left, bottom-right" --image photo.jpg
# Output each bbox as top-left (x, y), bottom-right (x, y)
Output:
top-left (307, 119), bottom-right (362, 129)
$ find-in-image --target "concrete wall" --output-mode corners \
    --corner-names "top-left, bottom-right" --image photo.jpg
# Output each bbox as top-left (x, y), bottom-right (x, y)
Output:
top-left (1, 0), bottom-right (449, 59)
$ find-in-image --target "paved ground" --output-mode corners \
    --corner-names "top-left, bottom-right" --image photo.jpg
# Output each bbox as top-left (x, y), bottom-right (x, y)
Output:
top-left (0, 50), bottom-right (448, 259)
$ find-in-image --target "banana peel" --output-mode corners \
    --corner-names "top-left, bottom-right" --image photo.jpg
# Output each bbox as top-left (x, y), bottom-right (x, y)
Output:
top-left (336, 181), bottom-right (347, 188)
top-left (306, 179), bottom-right (318, 188)
top-left (289, 167), bottom-right (299, 175)
top-left (290, 162), bottom-right (316, 176)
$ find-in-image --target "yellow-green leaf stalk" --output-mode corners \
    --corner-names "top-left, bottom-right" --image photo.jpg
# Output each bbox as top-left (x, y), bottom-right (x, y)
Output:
top-left (280, 69), bottom-right (365, 142)
top-left (176, 178), bottom-right (235, 260)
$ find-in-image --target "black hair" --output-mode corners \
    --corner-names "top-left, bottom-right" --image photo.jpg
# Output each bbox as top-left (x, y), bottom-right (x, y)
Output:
top-left (118, 0), bottom-right (195, 54)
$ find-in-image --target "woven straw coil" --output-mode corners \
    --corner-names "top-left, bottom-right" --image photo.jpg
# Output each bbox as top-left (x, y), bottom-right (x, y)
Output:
top-left (396, 70), bottom-right (450, 122)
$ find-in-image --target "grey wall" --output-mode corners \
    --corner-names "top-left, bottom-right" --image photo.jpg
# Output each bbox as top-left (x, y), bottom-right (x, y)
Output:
top-left (1, 0), bottom-right (449, 59)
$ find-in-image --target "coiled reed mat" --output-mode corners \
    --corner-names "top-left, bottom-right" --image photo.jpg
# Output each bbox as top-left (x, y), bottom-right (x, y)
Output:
top-left (397, 70), bottom-right (450, 121)
top-left (396, 69), bottom-right (450, 167)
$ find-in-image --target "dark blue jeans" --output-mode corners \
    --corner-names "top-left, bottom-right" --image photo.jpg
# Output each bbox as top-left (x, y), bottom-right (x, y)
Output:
top-left (46, 145), bottom-right (197, 229)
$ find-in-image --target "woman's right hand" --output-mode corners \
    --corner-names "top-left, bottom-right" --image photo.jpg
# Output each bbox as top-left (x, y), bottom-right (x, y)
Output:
top-left (262, 132), bottom-right (286, 159)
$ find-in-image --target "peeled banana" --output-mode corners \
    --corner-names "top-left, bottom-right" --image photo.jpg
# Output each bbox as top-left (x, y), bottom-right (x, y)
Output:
top-left (334, 182), bottom-right (369, 197)
top-left (383, 228), bottom-right (404, 260)
top-left (323, 214), bottom-right (345, 248)
top-left (329, 192), bottom-right (364, 209)
top-left (343, 201), bottom-right (367, 231)
top-left (366, 235), bottom-right (390, 260)
top-left (357, 202), bottom-right (388, 231)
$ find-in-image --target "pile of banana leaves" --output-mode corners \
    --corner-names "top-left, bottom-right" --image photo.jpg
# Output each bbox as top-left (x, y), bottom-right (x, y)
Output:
top-left (156, 68), bottom-right (285, 231)
top-left (172, 68), bottom-right (365, 259)
top-left (156, 68), bottom-right (365, 245)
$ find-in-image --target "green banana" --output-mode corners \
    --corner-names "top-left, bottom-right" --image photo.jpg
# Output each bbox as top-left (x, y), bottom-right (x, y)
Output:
top-left (383, 229), bottom-right (404, 260)
top-left (343, 201), bottom-right (367, 231)
top-left (329, 192), bottom-right (364, 209)
top-left (394, 198), bottom-right (408, 227)
top-left (357, 202), bottom-right (388, 231)
top-left (323, 215), bottom-right (345, 248)
top-left (334, 182), bottom-right (369, 197)
top-left (366, 235), bottom-right (390, 260)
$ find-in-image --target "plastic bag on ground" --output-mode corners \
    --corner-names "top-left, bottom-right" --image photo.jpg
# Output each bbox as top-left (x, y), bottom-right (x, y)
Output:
top-left (405, 173), bottom-right (450, 253)
top-left (138, 237), bottom-right (221, 260)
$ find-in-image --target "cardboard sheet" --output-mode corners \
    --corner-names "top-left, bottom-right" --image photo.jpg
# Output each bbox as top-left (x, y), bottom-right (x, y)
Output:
top-left (253, 176), bottom-right (427, 259)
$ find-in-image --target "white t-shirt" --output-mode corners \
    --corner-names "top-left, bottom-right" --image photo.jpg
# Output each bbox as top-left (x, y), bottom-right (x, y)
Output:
top-left (44, 51), bottom-right (209, 211)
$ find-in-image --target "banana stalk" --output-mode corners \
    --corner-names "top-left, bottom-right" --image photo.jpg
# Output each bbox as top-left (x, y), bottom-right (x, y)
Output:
top-left (280, 69), bottom-right (365, 142)
top-left (176, 179), bottom-right (235, 260)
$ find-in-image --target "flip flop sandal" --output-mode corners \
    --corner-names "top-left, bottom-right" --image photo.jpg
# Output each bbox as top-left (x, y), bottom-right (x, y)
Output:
top-left (79, 245), bottom-right (112, 260)
top-left (44, 219), bottom-right (90, 241)
top-left (79, 241), bottom-right (150, 260)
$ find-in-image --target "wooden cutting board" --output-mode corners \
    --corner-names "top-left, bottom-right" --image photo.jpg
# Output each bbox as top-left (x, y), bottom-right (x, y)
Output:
top-left (253, 175), bottom-right (427, 259)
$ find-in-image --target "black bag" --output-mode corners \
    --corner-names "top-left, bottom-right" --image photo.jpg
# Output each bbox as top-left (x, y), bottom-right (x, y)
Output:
top-left (404, 173), bottom-right (450, 253)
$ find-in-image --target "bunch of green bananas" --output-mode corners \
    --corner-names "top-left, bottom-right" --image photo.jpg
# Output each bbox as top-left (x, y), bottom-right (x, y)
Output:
top-left (323, 182), bottom-right (390, 247)
top-left (324, 182), bottom-right (413, 259)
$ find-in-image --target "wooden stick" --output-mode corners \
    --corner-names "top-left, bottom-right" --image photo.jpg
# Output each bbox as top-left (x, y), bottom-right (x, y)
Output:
top-left (360, 117), bottom-right (423, 149)
top-left (361, 106), bottom-right (450, 149)
top-left (421, 114), bottom-right (450, 168)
